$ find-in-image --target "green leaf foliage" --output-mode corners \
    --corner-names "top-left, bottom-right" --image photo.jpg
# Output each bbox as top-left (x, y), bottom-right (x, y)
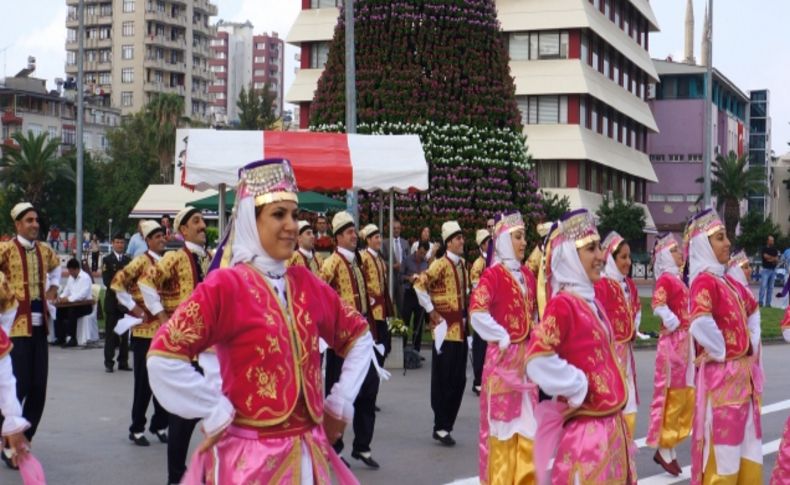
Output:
top-left (596, 194), bottom-right (647, 246)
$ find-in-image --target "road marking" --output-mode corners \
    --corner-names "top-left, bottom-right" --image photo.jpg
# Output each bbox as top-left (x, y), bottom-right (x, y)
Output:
top-left (446, 399), bottom-right (790, 485)
top-left (639, 439), bottom-right (781, 485)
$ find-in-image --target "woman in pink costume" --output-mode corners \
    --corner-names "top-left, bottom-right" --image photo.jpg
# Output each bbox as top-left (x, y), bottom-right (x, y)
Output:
top-left (769, 278), bottom-right (790, 484)
top-left (147, 159), bottom-right (378, 484)
top-left (525, 209), bottom-right (635, 484)
top-left (645, 233), bottom-right (694, 476)
top-left (594, 231), bottom-right (640, 438)
top-left (469, 211), bottom-right (538, 484)
top-left (686, 209), bottom-right (762, 484)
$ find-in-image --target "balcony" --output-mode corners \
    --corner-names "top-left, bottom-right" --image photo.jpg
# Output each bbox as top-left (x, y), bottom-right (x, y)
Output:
top-left (145, 8), bottom-right (188, 27)
top-left (191, 21), bottom-right (216, 37)
top-left (84, 37), bottom-right (113, 49)
top-left (191, 65), bottom-right (211, 79)
top-left (144, 82), bottom-right (186, 96)
top-left (146, 34), bottom-right (187, 51)
top-left (193, 0), bottom-right (217, 16)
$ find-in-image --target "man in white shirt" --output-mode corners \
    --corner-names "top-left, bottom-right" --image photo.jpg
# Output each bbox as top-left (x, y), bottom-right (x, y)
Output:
top-left (54, 258), bottom-right (93, 347)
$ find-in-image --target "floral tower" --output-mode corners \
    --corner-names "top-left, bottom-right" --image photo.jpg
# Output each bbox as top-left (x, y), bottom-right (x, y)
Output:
top-left (310, 0), bottom-right (543, 244)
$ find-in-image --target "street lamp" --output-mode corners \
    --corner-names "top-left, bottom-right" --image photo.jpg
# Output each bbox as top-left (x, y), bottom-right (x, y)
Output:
top-left (108, 218), bottom-right (112, 240)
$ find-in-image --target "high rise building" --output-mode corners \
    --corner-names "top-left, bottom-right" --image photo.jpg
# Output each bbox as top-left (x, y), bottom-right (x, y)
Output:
top-left (286, 0), bottom-right (661, 236)
top-left (748, 89), bottom-right (771, 217)
top-left (64, 0), bottom-right (218, 121)
top-left (209, 21), bottom-right (284, 125)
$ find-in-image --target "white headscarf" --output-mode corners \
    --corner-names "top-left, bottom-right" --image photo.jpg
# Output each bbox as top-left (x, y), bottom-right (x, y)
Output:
top-left (550, 239), bottom-right (595, 302)
top-left (603, 254), bottom-right (625, 283)
top-left (493, 230), bottom-right (524, 290)
top-left (653, 246), bottom-right (680, 278)
top-left (688, 232), bottom-right (724, 284)
top-left (229, 196), bottom-right (287, 278)
top-left (726, 264), bottom-right (748, 287)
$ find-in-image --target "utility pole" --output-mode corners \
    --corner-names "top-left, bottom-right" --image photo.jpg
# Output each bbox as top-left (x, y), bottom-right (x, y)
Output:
top-left (76, 0), bottom-right (85, 260)
top-left (345, 0), bottom-right (358, 223)
top-left (702, 0), bottom-right (714, 208)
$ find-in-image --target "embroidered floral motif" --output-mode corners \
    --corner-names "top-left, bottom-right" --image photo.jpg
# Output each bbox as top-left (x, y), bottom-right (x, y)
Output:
top-left (536, 315), bottom-right (560, 348)
top-left (695, 288), bottom-right (713, 313)
top-left (248, 366), bottom-right (278, 400)
top-left (652, 286), bottom-right (668, 307)
top-left (160, 306), bottom-right (204, 352)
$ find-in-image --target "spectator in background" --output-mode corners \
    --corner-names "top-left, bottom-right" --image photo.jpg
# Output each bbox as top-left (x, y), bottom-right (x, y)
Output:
top-left (48, 226), bottom-right (60, 251)
top-left (126, 221), bottom-right (147, 258)
top-left (160, 214), bottom-right (173, 241)
top-left (402, 241), bottom-right (429, 356)
top-left (55, 258), bottom-right (93, 347)
top-left (383, 218), bottom-right (409, 316)
top-left (410, 226), bottom-right (436, 261)
top-left (313, 214), bottom-right (334, 259)
top-left (89, 234), bottom-right (101, 273)
top-left (760, 235), bottom-right (779, 307)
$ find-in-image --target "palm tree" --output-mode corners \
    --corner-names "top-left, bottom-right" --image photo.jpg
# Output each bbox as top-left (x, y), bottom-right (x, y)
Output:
top-left (145, 93), bottom-right (186, 183)
top-left (696, 151), bottom-right (766, 242)
top-left (0, 131), bottom-right (75, 208)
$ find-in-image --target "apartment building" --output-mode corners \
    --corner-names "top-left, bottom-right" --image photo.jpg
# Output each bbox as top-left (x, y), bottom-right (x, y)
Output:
top-left (64, 0), bottom-right (217, 121)
top-left (286, 0), bottom-right (660, 233)
top-left (209, 21), bottom-right (284, 124)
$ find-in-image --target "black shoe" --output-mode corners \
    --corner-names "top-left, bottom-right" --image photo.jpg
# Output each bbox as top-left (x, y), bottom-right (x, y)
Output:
top-left (118, 364), bottom-right (132, 371)
top-left (105, 363), bottom-right (114, 373)
top-left (351, 451), bottom-right (380, 469)
top-left (64, 338), bottom-right (78, 348)
top-left (420, 356), bottom-right (426, 361)
top-left (432, 431), bottom-right (456, 446)
top-left (472, 385), bottom-right (481, 396)
top-left (52, 340), bottom-right (65, 347)
top-left (152, 429), bottom-right (168, 443)
top-left (129, 432), bottom-right (150, 446)
top-left (1, 449), bottom-right (18, 470)
top-left (374, 405), bottom-right (381, 412)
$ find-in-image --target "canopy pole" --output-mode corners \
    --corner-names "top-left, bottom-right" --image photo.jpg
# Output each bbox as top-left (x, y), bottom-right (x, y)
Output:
top-left (388, 191), bottom-right (395, 308)
top-left (378, 192), bottom-right (384, 233)
top-left (218, 183), bottom-right (227, 238)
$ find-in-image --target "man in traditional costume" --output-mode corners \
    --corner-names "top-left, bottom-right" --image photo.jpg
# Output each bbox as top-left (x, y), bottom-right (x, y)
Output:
top-left (139, 206), bottom-right (212, 484)
top-left (595, 231), bottom-right (640, 438)
top-left (469, 229), bottom-right (490, 396)
top-left (469, 212), bottom-right (538, 484)
top-left (686, 209), bottom-right (762, 483)
top-left (111, 220), bottom-right (170, 448)
top-left (147, 158), bottom-right (376, 484)
top-left (646, 233), bottom-right (694, 476)
top-left (0, 203), bottom-right (60, 469)
top-left (320, 212), bottom-right (383, 469)
top-left (360, 224), bottom-right (392, 363)
top-left (525, 209), bottom-right (635, 484)
top-left (415, 221), bottom-right (469, 446)
top-left (287, 220), bottom-right (323, 275)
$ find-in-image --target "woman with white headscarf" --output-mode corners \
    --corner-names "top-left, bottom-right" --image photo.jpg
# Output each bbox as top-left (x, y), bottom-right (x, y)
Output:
top-left (525, 209), bottom-right (635, 484)
top-left (469, 212), bottom-right (538, 485)
top-left (146, 159), bottom-right (375, 484)
top-left (594, 231), bottom-right (640, 439)
top-left (645, 233), bottom-right (694, 476)
top-left (686, 209), bottom-right (762, 484)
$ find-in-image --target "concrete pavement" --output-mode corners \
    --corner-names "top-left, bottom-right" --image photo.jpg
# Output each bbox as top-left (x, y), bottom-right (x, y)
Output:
top-left (1, 344), bottom-right (788, 484)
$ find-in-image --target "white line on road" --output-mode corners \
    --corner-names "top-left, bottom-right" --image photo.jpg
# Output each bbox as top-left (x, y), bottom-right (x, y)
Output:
top-left (639, 439), bottom-right (781, 485)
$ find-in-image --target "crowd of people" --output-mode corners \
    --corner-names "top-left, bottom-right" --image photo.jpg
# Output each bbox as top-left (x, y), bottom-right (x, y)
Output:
top-left (0, 157), bottom-right (789, 484)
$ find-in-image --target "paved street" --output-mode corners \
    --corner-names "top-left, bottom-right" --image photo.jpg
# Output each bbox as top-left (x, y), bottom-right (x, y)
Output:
top-left (1, 342), bottom-right (788, 484)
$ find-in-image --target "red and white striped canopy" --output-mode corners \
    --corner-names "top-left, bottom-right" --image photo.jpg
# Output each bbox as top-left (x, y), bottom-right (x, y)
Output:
top-left (177, 129), bottom-right (429, 193)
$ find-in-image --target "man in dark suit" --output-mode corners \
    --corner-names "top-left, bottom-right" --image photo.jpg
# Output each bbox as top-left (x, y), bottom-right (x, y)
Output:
top-left (102, 233), bottom-right (132, 373)
top-left (382, 218), bottom-right (410, 317)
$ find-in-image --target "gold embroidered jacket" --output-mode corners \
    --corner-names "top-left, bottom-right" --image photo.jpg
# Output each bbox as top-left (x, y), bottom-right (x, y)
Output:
top-left (360, 249), bottom-right (391, 321)
top-left (287, 250), bottom-right (323, 276)
top-left (415, 255), bottom-right (469, 342)
top-left (0, 240), bottom-right (59, 337)
top-left (469, 256), bottom-right (486, 288)
top-left (111, 252), bottom-right (160, 338)
top-left (140, 247), bottom-right (206, 315)
top-left (320, 251), bottom-right (369, 316)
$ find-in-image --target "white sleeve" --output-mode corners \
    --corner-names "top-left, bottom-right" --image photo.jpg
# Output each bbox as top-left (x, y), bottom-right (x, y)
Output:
top-left (116, 291), bottom-right (135, 311)
top-left (470, 311), bottom-right (510, 349)
top-left (747, 311), bottom-right (761, 351)
top-left (784, 329), bottom-right (790, 343)
top-left (325, 332), bottom-right (375, 423)
top-left (0, 308), bottom-right (15, 335)
top-left (68, 274), bottom-right (93, 302)
top-left (689, 315), bottom-right (726, 362)
top-left (0, 356), bottom-right (30, 436)
top-left (141, 284), bottom-right (165, 316)
top-left (415, 288), bottom-right (434, 313)
top-left (198, 352), bottom-right (223, 394)
top-left (47, 264), bottom-right (61, 291)
top-left (60, 279), bottom-right (73, 301)
top-left (526, 354), bottom-right (588, 408)
top-left (147, 356), bottom-right (234, 437)
top-left (653, 305), bottom-right (680, 332)
top-left (635, 311), bottom-right (642, 333)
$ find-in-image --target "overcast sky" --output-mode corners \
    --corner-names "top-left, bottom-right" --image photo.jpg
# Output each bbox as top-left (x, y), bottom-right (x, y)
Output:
top-left (2, 0), bottom-right (787, 153)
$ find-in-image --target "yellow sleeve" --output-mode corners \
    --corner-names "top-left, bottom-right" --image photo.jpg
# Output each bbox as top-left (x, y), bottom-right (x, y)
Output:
top-left (414, 259), bottom-right (443, 293)
top-left (526, 246), bottom-right (542, 275)
top-left (140, 251), bottom-right (178, 291)
top-left (111, 256), bottom-right (145, 293)
top-left (286, 252), bottom-right (298, 268)
top-left (319, 255), bottom-right (336, 285)
top-left (0, 272), bottom-right (17, 313)
top-left (40, 243), bottom-right (60, 272)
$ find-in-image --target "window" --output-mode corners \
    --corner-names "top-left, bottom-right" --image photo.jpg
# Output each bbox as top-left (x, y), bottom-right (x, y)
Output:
top-left (666, 195), bottom-right (684, 203)
top-left (121, 92), bottom-right (133, 107)
top-left (123, 21), bottom-right (134, 36)
top-left (310, 43), bottom-right (330, 69)
top-left (685, 195), bottom-right (698, 202)
top-left (99, 72), bottom-right (111, 84)
top-left (311, 0), bottom-right (339, 7)
top-left (522, 96), bottom-right (568, 125)
top-left (210, 38), bottom-right (225, 47)
top-left (648, 194), bottom-right (666, 202)
top-left (122, 45), bottom-right (134, 60)
top-left (538, 31), bottom-right (562, 59)
top-left (538, 161), bottom-right (565, 188)
top-left (62, 129), bottom-right (76, 145)
top-left (580, 32), bottom-right (589, 64)
top-left (67, 29), bottom-right (76, 42)
top-left (508, 33), bottom-right (529, 61)
top-left (67, 52), bottom-right (76, 65)
top-left (100, 4), bottom-right (112, 16)
top-left (215, 52), bottom-right (226, 60)
top-left (254, 82), bottom-right (266, 90)
top-left (256, 43), bottom-right (266, 50)
top-left (99, 50), bottom-right (111, 62)
top-left (591, 102), bottom-right (598, 133)
top-left (210, 65), bottom-right (226, 73)
top-left (122, 68), bottom-right (134, 83)
top-left (688, 154), bottom-right (703, 162)
top-left (579, 96), bottom-right (587, 126)
top-left (668, 154), bottom-right (684, 162)
top-left (123, 0), bottom-right (135, 13)
top-left (47, 126), bottom-right (58, 139)
top-left (254, 56), bottom-right (266, 63)
top-left (649, 154), bottom-right (665, 162)
top-left (212, 78), bottom-right (225, 86)
top-left (215, 92), bottom-right (225, 100)
top-left (254, 69), bottom-right (266, 76)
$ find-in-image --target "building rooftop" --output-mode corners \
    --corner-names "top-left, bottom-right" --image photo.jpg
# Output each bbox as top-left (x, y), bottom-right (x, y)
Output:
top-left (652, 58), bottom-right (750, 102)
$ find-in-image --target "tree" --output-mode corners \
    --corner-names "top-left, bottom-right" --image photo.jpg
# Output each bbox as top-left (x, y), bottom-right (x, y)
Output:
top-left (310, 0), bottom-right (541, 248)
top-left (0, 131), bottom-right (75, 210)
top-left (540, 190), bottom-right (571, 222)
top-left (735, 211), bottom-right (780, 255)
top-left (596, 195), bottom-right (647, 247)
top-left (695, 151), bottom-right (766, 243)
top-left (145, 93), bottom-right (186, 183)
top-left (236, 82), bottom-right (278, 130)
